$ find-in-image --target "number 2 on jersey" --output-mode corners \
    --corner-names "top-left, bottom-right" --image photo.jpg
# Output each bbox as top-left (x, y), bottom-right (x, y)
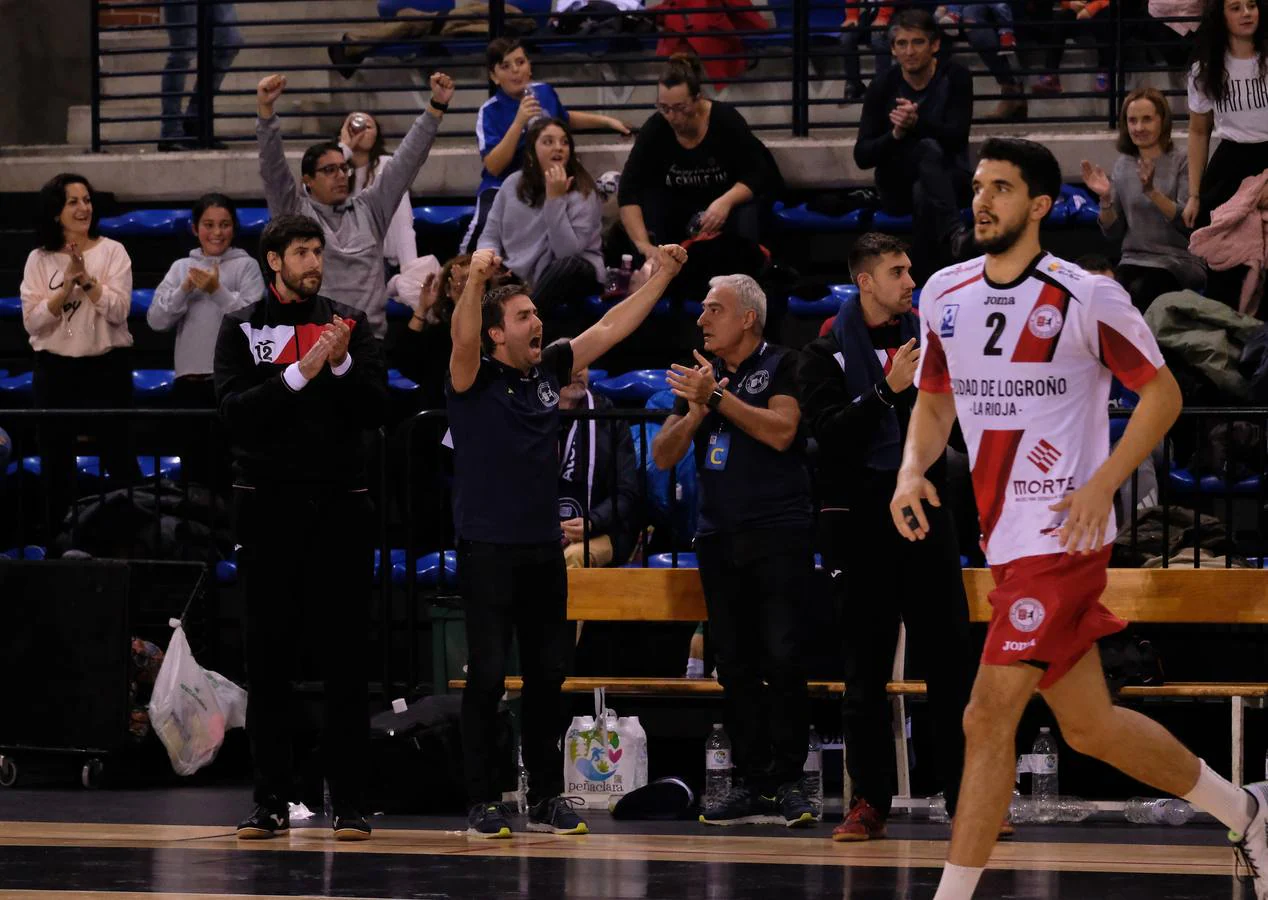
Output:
top-left (983, 312), bottom-right (1006, 357)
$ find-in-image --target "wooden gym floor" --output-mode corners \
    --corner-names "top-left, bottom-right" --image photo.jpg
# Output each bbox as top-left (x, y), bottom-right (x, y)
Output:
top-left (0, 785), bottom-right (1257, 899)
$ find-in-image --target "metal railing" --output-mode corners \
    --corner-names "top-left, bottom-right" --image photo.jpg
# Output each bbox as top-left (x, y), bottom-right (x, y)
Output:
top-left (90, 0), bottom-right (1200, 150)
top-left (2, 403), bottom-right (1266, 693)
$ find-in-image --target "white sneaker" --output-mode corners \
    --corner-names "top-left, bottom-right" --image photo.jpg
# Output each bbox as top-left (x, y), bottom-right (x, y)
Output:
top-left (1232, 782), bottom-right (1268, 899)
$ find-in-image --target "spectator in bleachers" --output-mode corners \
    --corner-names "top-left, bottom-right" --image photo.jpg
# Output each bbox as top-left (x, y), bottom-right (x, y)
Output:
top-left (654, 0), bottom-right (770, 87)
top-left (1145, 0), bottom-right (1203, 67)
top-left (461, 38), bottom-right (632, 253)
top-left (478, 118), bottom-right (604, 311)
top-left (20, 173), bottom-right (139, 540)
top-left (1030, 0), bottom-right (1115, 95)
top-left (159, 0), bottom-right (243, 150)
top-left (149, 194), bottom-right (264, 411)
top-left (557, 367), bottom-right (639, 569)
top-left (618, 54), bottom-right (780, 275)
top-left (1081, 87), bottom-right (1205, 312)
top-left (396, 254), bottom-right (471, 409)
top-left (338, 112), bottom-right (418, 272)
top-left (215, 214), bottom-right (388, 843)
top-left (840, 0), bottom-right (894, 101)
top-left (854, 8), bottom-right (974, 281)
top-left (254, 71), bottom-right (454, 340)
top-left (795, 233), bottom-right (975, 843)
top-left (652, 275), bottom-right (815, 829)
top-left (1184, 0), bottom-right (1268, 303)
top-left (939, 3), bottom-right (1028, 120)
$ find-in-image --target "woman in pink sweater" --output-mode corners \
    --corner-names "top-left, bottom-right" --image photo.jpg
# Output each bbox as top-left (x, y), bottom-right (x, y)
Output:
top-left (19, 172), bottom-right (138, 541)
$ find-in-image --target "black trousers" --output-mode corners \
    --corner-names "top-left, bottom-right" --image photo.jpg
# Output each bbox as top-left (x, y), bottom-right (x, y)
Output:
top-left (821, 471), bottom-right (975, 819)
top-left (459, 539), bottom-right (572, 804)
top-left (531, 255), bottom-right (602, 314)
top-left (235, 485), bottom-right (373, 812)
top-left (877, 140), bottom-right (972, 283)
top-left (33, 349), bottom-right (140, 543)
top-left (1116, 264), bottom-right (1182, 314)
top-left (696, 526), bottom-right (812, 790)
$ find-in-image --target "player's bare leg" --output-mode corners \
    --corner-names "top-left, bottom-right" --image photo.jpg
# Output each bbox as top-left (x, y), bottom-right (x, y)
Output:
top-left (940, 663), bottom-right (1043, 880)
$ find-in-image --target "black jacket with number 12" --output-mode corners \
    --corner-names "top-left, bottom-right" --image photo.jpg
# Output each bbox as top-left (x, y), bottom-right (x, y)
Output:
top-left (213, 289), bottom-right (389, 489)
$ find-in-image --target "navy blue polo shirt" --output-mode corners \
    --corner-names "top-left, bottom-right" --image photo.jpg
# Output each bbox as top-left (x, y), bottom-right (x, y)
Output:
top-left (673, 342), bottom-right (813, 536)
top-left (447, 338), bottom-right (573, 544)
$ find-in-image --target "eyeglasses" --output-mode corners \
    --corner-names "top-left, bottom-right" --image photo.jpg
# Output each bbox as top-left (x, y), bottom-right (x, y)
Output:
top-left (655, 102), bottom-right (694, 117)
top-left (314, 163), bottom-right (353, 177)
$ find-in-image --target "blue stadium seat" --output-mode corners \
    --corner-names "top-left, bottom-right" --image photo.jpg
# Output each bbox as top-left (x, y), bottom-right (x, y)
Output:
top-left (137, 455), bottom-right (183, 481)
top-left (386, 298), bottom-right (413, 320)
top-left (374, 548), bottom-right (405, 583)
top-left (5, 456), bottom-right (41, 477)
top-left (2, 545), bottom-right (46, 561)
top-left (1050, 185), bottom-right (1100, 226)
top-left (387, 368), bottom-right (420, 394)
top-left (1167, 465), bottom-right (1260, 494)
top-left (413, 550), bottom-right (459, 587)
top-left (960, 555), bottom-right (971, 568)
top-left (772, 201), bottom-right (868, 233)
top-left (646, 551), bottom-right (699, 568)
top-left (133, 369), bottom-right (176, 400)
top-left (0, 371), bottom-right (34, 399)
top-left (99, 209), bottom-right (191, 237)
top-left (130, 288), bottom-right (155, 319)
top-left (237, 207), bottom-right (271, 236)
top-left (0, 296), bottom-right (21, 320)
top-left (587, 369), bottom-right (608, 383)
top-left (413, 205), bottom-right (476, 230)
top-left (215, 559), bottom-right (238, 584)
top-left (829, 284), bottom-right (860, 300)
top-left (592, 369), bottom-right (665, 404)
top-left (788, 294), bottom-right (842, 317)
top-left (872, 210), bottom-right (914, 232)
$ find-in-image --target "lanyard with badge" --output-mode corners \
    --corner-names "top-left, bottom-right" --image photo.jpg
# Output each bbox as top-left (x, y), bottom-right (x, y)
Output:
top-left (704, 361), bottom-right (731, 472)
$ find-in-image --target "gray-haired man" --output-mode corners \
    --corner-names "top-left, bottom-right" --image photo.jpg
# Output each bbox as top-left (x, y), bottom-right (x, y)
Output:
top-left (652, 274), bottom-right (816, 828)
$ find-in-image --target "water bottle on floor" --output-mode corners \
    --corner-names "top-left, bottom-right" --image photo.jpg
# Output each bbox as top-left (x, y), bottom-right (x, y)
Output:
top-left (1031, 727), bottom-right (1059, 823)
top-left (1125, 798), bottom-right (1194, 825)
top-left (704, 724), bottom-right (732, 810)
top-left (803, 726), bottom-right (823, 817)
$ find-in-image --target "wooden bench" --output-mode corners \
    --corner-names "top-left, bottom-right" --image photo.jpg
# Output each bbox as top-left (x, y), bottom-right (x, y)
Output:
top-left (449, 566), bottom-right (1268, 789)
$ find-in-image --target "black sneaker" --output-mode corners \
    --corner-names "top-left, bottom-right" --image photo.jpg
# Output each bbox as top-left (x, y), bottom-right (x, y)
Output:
top-left (701, 785), bottom-right (771, 826)
top-left (236, 803), bottom-right (289, 839)
top-left (333, 810), bottom-right (371, 841)
top-left (777, 782), bottom-right (817, 828)
top-left (527, 796), bottom-right (589, 835)
top-left (467, 801), bottom-right (513, 839)
top-left (327, 37), bottom-right (362, 80)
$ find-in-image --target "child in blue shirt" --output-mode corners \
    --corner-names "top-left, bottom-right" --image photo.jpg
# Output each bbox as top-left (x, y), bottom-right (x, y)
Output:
top-left (461, 37), bottom-right (631, 252)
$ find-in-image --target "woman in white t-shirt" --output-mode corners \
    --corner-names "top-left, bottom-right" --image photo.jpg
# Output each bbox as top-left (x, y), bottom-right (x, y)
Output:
top-left (1183, 0), bottom-right (1268, 230)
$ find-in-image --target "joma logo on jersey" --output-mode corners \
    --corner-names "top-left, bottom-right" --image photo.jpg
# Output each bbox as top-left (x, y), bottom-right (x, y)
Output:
top-left (984, 296), bottom-right (1015, 306)
top-left (1013, 476), bottom-right (1078, 496)
top-left (1001, 639), bottom-right (1037, 652)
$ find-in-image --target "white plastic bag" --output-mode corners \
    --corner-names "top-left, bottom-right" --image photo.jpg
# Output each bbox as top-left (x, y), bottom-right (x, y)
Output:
top-left (149, 618), bottom-right (247, 775)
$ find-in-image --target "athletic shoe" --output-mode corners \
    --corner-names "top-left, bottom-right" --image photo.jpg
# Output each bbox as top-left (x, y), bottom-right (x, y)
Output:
top-left (701, 784), bottom-right (770, 826)
top-left (327, 36), bottom-right (362, 80)
top-left (236, 803), bottom-right (289, 840)
top-left (832, 797), bottom-right (887, 842)
top-left (333, 811), bottom-right (371, 841)
top-left (527, 796), bottom-right (589, 835)
top-left (1232, 782), bottom-right (1268, 899)
top-left (467, 801), bottom-right (513, 839)
top-left (1032, 74), bottom-right (1063, 96)
top-left (777, 782), bottom-right (817, 828)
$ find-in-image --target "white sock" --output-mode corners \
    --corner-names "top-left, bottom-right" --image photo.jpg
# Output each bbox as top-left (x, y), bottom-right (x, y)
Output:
top-left (1183, 759), bottom-right (1255, 836)
top-left (933, 863), bottom-right (984, 900)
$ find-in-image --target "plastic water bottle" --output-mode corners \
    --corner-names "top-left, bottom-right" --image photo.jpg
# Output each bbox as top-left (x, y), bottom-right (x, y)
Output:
top-left (803, 726), bottom-right (823, 817)
top-left (929, 792), bottom-right (950, 823)
top-left (704, 724), bottom-right (732, 809)
top-left (515, 742), bottom-right (529, 814)
top-left (618, 254), bottom-right (634, 292)
top-left (1125, 798), bottom-right (1194, 825)
top-left (1031, 727), bottom-right (1059, 823)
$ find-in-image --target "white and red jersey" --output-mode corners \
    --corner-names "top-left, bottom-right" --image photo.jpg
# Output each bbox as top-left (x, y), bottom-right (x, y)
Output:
top-left (915, 252), bottom-right (1166, 566)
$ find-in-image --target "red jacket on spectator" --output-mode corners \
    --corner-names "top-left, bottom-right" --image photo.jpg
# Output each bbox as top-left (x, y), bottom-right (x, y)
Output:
top-left (655, 0), bottom-right (769, 88)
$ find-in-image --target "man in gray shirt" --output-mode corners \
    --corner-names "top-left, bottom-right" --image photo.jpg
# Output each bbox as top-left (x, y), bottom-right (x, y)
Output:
top-left (255, 72), bottom-right (455, 338)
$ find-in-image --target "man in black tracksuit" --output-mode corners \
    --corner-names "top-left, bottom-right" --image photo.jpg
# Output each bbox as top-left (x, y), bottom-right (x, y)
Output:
top-left (214, 215), bottom-right (388, 842)
top-left (653, 273), bottom-right (816, 829)
top-left (796, 233), bottom-right (976, 842)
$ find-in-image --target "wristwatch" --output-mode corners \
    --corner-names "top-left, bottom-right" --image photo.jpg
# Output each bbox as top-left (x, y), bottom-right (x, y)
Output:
top-left (706, 387), bottom-right (725, 410)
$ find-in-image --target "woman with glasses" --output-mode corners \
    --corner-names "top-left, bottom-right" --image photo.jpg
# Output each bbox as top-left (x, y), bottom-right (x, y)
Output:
top-left (617, 53), bottom-right (781, 275)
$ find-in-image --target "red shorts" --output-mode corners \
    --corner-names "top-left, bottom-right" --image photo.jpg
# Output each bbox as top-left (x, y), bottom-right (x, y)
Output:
top-left (981, 546), bottom-right (1125, 690)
